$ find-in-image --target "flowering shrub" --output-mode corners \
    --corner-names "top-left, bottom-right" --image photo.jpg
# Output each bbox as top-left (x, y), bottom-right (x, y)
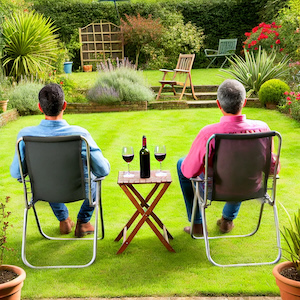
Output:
top-left (279, 90), bottom-right (300, 121)
top-left (243, 22), bottom-right (283, 53)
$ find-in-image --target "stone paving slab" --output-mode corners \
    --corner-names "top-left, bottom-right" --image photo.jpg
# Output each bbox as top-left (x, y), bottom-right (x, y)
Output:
top-left (37, 297), bottom-right (281, 300)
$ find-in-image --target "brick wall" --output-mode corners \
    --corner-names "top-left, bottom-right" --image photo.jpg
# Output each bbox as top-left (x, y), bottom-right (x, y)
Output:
top-left (65, 101), bottom-right (148, 114)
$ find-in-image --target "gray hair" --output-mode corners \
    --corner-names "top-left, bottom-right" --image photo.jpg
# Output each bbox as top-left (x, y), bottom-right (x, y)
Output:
top-left (217, 79), bottom-right (246, 114)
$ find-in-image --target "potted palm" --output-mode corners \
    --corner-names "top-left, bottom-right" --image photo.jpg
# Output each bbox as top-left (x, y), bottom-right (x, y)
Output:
top-left (0, 197), bottom-right (26, 300)
top-left (273, 208), bottom-right (300, 299)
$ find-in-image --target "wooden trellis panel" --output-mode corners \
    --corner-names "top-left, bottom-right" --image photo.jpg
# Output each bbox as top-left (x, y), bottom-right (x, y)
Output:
top-left (79, 21), bottom-right (124, 69)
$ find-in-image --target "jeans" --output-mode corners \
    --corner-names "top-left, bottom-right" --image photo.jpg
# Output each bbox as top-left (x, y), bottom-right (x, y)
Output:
top-left (49, 179), bottom-right (97, 223)
top-left (177, 157), bottom-right (241, 224)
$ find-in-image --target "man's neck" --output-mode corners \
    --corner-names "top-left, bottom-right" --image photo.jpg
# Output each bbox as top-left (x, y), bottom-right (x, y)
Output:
top-left (44, 114), bottom-right (64, 121)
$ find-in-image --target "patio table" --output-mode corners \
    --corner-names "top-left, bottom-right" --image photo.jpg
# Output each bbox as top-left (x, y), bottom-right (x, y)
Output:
top-left (115, 170), bottom-right (175, 254)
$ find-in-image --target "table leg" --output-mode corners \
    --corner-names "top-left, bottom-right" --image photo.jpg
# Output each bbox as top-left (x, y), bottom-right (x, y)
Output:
top-left (116, 182), bottom-right (175, 254)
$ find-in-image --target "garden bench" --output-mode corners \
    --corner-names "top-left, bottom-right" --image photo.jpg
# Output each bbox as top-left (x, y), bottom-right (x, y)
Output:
top-left (205, 38), bottom-right (237, 68)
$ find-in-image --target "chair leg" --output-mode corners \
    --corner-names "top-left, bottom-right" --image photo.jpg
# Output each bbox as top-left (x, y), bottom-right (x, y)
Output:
top-left (220, 57), bottom-right (228, 69)
top-left (206, 57), bottom-right (217, 69)
top-left (189, 75), bottom-right (197, 100)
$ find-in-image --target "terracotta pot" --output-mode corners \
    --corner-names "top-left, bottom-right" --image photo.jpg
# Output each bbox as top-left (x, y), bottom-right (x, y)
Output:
top-left (273, 261), bottom-right (300, 299)
top-left (0, 265), bottom-right (26, 300)
top-left (265, 102), bottom-right (278, 110)
top-left (0, 100), bottom-right (9, 112)
top-left (83, 65), bottom-right (92, 72)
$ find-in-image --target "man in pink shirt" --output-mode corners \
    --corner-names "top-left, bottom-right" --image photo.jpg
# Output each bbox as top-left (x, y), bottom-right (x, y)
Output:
top-left (177, 79), bottom-right (276, 236)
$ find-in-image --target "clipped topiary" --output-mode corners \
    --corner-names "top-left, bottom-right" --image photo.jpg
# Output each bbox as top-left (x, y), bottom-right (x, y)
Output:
top-left (258, 78), bottom-right (290, 106)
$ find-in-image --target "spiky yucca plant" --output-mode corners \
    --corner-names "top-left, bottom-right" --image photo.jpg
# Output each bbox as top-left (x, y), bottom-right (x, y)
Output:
top-left (281, 208), bottom-right (300, 273)
top-left (2, 10), bottom-right (58, 80)
top-left (221, 47), bottom-right (289, 97)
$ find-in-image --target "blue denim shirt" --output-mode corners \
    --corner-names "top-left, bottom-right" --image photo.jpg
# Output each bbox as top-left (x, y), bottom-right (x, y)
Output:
top-left (10, 119), bottom-right (110, 180)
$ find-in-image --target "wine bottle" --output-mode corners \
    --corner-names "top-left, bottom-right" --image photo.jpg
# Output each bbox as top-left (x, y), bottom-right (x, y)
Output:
top-left (140, 135), bottom-right (150, 178)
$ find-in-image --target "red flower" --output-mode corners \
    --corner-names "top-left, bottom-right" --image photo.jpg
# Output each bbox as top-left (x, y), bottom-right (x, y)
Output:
top-left (280, 48), bottom-right (284, 52)
top-left (245, 32), bottom-right (251, 37)
top-left (275, 39), bottom-right (281, 44)
top-left (270, 45), bottom-right (273, 48)
top-left (284, 91), bottom-right (289, 95)
top-left (252, 26), bottom-right (259, 33)
top-left (287, 97), bottom-right (291, 101)
top-left (254, 47), bottom-right (258, 50)
top-left (60, 81), bottom-right (63, 85)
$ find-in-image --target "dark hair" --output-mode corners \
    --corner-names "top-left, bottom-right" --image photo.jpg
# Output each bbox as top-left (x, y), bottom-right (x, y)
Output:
top-left (217, 79), bottom-right (246, 114)
top-left (38, 83), bottom-right (65, 116)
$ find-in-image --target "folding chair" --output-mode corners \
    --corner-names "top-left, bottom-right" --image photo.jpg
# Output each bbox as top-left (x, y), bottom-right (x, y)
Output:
top-left (156, 53), bottom-right (197, 101)
top-left (16, 135), bottom-right (105, 269)
top-left (204, 38), bottom-right (237, 68)
top-left (190, 131), bottom-right (282, 267)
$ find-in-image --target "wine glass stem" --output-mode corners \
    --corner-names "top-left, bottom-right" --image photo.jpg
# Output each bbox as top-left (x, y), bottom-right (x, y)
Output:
top-left (160, 161), bottom-right (162, 172)
top-left (127, 163), bottom-right (130, 174)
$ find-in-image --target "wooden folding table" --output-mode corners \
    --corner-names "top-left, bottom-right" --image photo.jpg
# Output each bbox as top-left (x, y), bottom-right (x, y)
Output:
top-left (115, 170), bottom-right (175, 254)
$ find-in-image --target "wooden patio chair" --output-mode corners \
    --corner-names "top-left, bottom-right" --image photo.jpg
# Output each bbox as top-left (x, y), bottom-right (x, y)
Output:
top-left (205, 38), bottom-right (237, 68)
top-left (156, 53), bottom-right (197, 101)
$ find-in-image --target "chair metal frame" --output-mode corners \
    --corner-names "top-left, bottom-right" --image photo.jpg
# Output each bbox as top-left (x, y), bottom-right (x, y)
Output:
top-left (190, 131), bottom-right (282, 267)
top-left (17, 135), bottom-right (105, 269)
top-left (204, 38), bottom-right (237, 68)
top-left (156, 53), bottom-right (197, 101)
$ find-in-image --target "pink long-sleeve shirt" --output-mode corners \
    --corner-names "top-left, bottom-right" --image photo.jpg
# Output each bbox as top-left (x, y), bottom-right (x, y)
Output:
top-left (181, 114), bottom-right (278, 178)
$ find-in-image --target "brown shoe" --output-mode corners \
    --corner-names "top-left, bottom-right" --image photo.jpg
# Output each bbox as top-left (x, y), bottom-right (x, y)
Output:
top-left (75, 220), bottom-right (94, 238)
top-left (183, 224), bottom-right (203, 236)
top-left (60, 217), bottom-right (74, 235)
top-left (217, 216), bottom-right (234, 233)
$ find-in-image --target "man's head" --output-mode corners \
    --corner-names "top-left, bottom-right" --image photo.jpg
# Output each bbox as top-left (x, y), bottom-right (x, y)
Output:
top-left (38, 83), bottom-right (65, 116)
top-left (217, 79), bottom-right (246, 115)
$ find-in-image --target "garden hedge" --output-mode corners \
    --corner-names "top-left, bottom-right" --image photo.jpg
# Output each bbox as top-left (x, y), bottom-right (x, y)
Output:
top-left (32, 0), bottom-right (283, 69)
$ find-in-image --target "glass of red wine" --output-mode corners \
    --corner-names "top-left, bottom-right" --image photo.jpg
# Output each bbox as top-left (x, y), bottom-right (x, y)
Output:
top-left (154, 145), bottom-right (167, 177)
top-left (122, 146), bottom-right (134, 178)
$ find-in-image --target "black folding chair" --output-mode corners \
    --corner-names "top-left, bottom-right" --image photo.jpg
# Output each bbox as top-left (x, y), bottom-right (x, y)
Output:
top-left (16, 135), bottom-right (105, 269)
top-left (190, 131), bottom-right (282, 267)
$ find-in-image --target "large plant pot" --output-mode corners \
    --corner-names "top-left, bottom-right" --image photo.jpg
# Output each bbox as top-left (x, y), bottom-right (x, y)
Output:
top-left (63, 61), bottom-right (73, 74)
top-left (0, 100), bottom-right (9, 112)
top-left (273, 261), bottom-right (300, 299)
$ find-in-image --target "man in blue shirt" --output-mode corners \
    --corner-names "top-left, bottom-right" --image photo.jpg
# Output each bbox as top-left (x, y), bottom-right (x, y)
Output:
top-left (10, 83), bottom-right (110, 237)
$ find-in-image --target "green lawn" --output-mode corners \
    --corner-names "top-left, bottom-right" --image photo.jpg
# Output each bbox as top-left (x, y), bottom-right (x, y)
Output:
top-left (0, 107), bottom-right (299, 298)
top-left (69, 68), bottom-right (229, 89)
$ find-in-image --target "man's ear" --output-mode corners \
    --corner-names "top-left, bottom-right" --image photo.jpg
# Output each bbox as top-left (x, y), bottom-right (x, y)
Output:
top-left (216, 99), bottom-right (222, 110)
top-left (38, 103), bottom-right (43, 113)
top-left (243, 99), bottom-right (247, 107)
top-left (62, 101), bottom-right (67, 111)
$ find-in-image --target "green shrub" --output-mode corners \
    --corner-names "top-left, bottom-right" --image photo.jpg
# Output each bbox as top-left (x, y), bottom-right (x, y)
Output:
top-left (87, 68), bottom-right (154, 104)
top-left (258, 78), bottom-right (290, 105)
top-left (8, 82), bottom-right (44, 115)
top-left (221, 47), bottom-right (289, 96)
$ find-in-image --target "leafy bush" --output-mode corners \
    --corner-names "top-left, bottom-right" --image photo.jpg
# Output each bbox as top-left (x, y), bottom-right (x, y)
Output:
top-left (2, 10), bottom-right (58, 80)
top-left (142, 9), bottom-right (204, 69)
top-left (258, 78), bottom-right (290, 105)
top-left (8, 82), bottom-right (43, 115)
top-left (87, 68), bottom-right (154, 104)
top-left (275, 0), bottom-right (300, 62)
top-left (221, 47), bottom-right (289, 96)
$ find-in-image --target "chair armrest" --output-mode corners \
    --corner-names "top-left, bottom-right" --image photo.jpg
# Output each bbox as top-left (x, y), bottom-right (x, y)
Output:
top-left (204, 49), bottom-right (218, 56)
top-left (159, 69), bottom-right (173, 73)
top-left (174, 69), bottom-right (190, 73)
top-left (93, 176), bottom-right (106, 182)
top-left (190, 176), bottom-right (204, 182)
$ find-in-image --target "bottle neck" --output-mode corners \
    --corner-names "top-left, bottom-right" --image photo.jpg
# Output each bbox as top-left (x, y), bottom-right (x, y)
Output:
top-left (142, 137), bottom-right (147, 148)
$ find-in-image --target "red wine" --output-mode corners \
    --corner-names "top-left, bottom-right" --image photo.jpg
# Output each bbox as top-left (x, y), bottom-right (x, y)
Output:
top-left (140, 135), bottom-right (150, 178)
top-left (155, 153), bottom-right (166, 162)
top-left (123, 154), bottom-right (134, 163)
